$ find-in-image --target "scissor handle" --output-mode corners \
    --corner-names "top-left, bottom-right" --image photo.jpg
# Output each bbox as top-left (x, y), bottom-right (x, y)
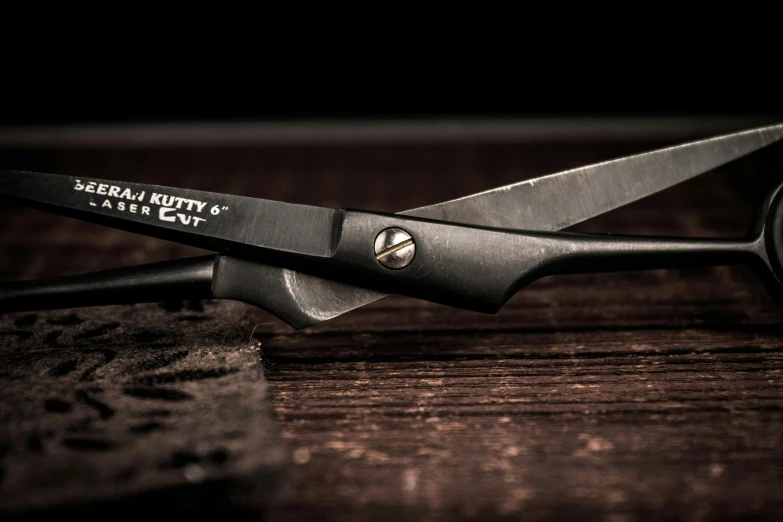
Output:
top-left (757, 180), bottom-right (783, 300)
top-left (0, 256), bottom-right (216, 315)
top-left (0, 255), bottom-right (365, 329)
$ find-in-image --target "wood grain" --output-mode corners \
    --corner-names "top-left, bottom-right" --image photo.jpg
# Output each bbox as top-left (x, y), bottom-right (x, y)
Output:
top-left (2, 136), bottom-right (783, 520)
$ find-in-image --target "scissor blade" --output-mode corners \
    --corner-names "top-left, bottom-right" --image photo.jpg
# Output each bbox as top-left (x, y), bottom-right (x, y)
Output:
top-left (0, 170), bottom-right (339, 259)
top-left (404, 123), bottom-right (783, 230)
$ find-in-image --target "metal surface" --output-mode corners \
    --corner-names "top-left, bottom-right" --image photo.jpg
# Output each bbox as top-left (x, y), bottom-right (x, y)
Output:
top-left (325, 209), bottom-right (773, 314)
top-left (374, 228), bottom-right (416, 269)
top-left (2, 123), bottom-right (783, 329)
top-left (404, 123), bottom-right (783, 231)
top-left (0, 170), bottom-right (341, 259)
top-left (211, 257), bottom-right (385, 329)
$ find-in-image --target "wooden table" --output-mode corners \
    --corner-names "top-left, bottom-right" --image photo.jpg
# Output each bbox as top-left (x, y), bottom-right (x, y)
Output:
top-left (2, 129), bottom-right (783, 520)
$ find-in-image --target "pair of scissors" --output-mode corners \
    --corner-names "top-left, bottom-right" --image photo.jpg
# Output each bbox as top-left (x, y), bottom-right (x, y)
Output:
top-left (2, 124), bottom-right (783, 329)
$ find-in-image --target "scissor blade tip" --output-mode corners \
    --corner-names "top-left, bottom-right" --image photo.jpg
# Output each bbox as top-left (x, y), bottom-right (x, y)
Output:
top-left (753, 122), bottom-right (783, 135)
top-left (750, 123), bottom-right (783, 145)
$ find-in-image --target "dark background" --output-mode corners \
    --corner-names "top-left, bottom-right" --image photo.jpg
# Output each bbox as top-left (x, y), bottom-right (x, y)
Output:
top-left (3, 106), bottom-right (783, 126)
top-left (2, 61), bottom-right (782, 126)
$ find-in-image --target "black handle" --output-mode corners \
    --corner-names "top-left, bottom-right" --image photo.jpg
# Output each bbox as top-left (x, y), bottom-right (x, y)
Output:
top-left (0, 254), bottom-right (370, 330)
top-left (0, 256), bottom-right (217, 313)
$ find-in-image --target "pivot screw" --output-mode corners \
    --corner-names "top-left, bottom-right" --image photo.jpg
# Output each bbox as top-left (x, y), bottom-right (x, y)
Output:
top-left (374, 228), bottom-right (416, 269)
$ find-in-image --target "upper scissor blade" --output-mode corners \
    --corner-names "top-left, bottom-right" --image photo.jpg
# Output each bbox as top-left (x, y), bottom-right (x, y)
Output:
top-left (403, 123), bottom-right (783, 231)
top-left (0, 170), bottom-right (340, 259)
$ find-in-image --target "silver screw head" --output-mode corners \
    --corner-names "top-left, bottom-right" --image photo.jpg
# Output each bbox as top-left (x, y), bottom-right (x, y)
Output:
top-left (374, 227), bottom-right (416, 269)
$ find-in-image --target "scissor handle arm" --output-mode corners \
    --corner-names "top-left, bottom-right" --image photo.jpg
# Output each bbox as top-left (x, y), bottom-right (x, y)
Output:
top-left (0, 256), bottom-right (216, 314)
top-left (326, 206), bottom-right (780, 314)
top-left (0, 255), bottom-right (367, 329)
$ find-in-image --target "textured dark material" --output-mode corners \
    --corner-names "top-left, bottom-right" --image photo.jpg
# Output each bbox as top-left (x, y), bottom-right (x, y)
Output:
top-left (2, 133), bottom-right (783, 520)
top-left (0, 173), bottom-right (291, 520)
top-left (0, 300), bottom-right (288, 520)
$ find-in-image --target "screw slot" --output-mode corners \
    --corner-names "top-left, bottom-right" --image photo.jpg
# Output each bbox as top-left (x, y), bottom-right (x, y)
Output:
top-left (374, 228), bottom-right (416, 269)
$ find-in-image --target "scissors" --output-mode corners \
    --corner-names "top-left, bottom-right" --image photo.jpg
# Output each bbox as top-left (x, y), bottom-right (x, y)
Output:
top-left (2, 123), bottom-right (783, 329)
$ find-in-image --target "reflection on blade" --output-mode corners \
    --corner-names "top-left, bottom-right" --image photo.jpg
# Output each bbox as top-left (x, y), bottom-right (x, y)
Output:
top-left (284, 123), bottom-right (783, 328)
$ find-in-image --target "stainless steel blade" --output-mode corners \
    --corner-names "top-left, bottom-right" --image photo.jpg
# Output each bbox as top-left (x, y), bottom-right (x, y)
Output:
top-left (281, 123), bottom-right (783, 327)
top-left (403, 123), bottom-right (783, 230)
top-left (0, 170), bottom-right (340, 259)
